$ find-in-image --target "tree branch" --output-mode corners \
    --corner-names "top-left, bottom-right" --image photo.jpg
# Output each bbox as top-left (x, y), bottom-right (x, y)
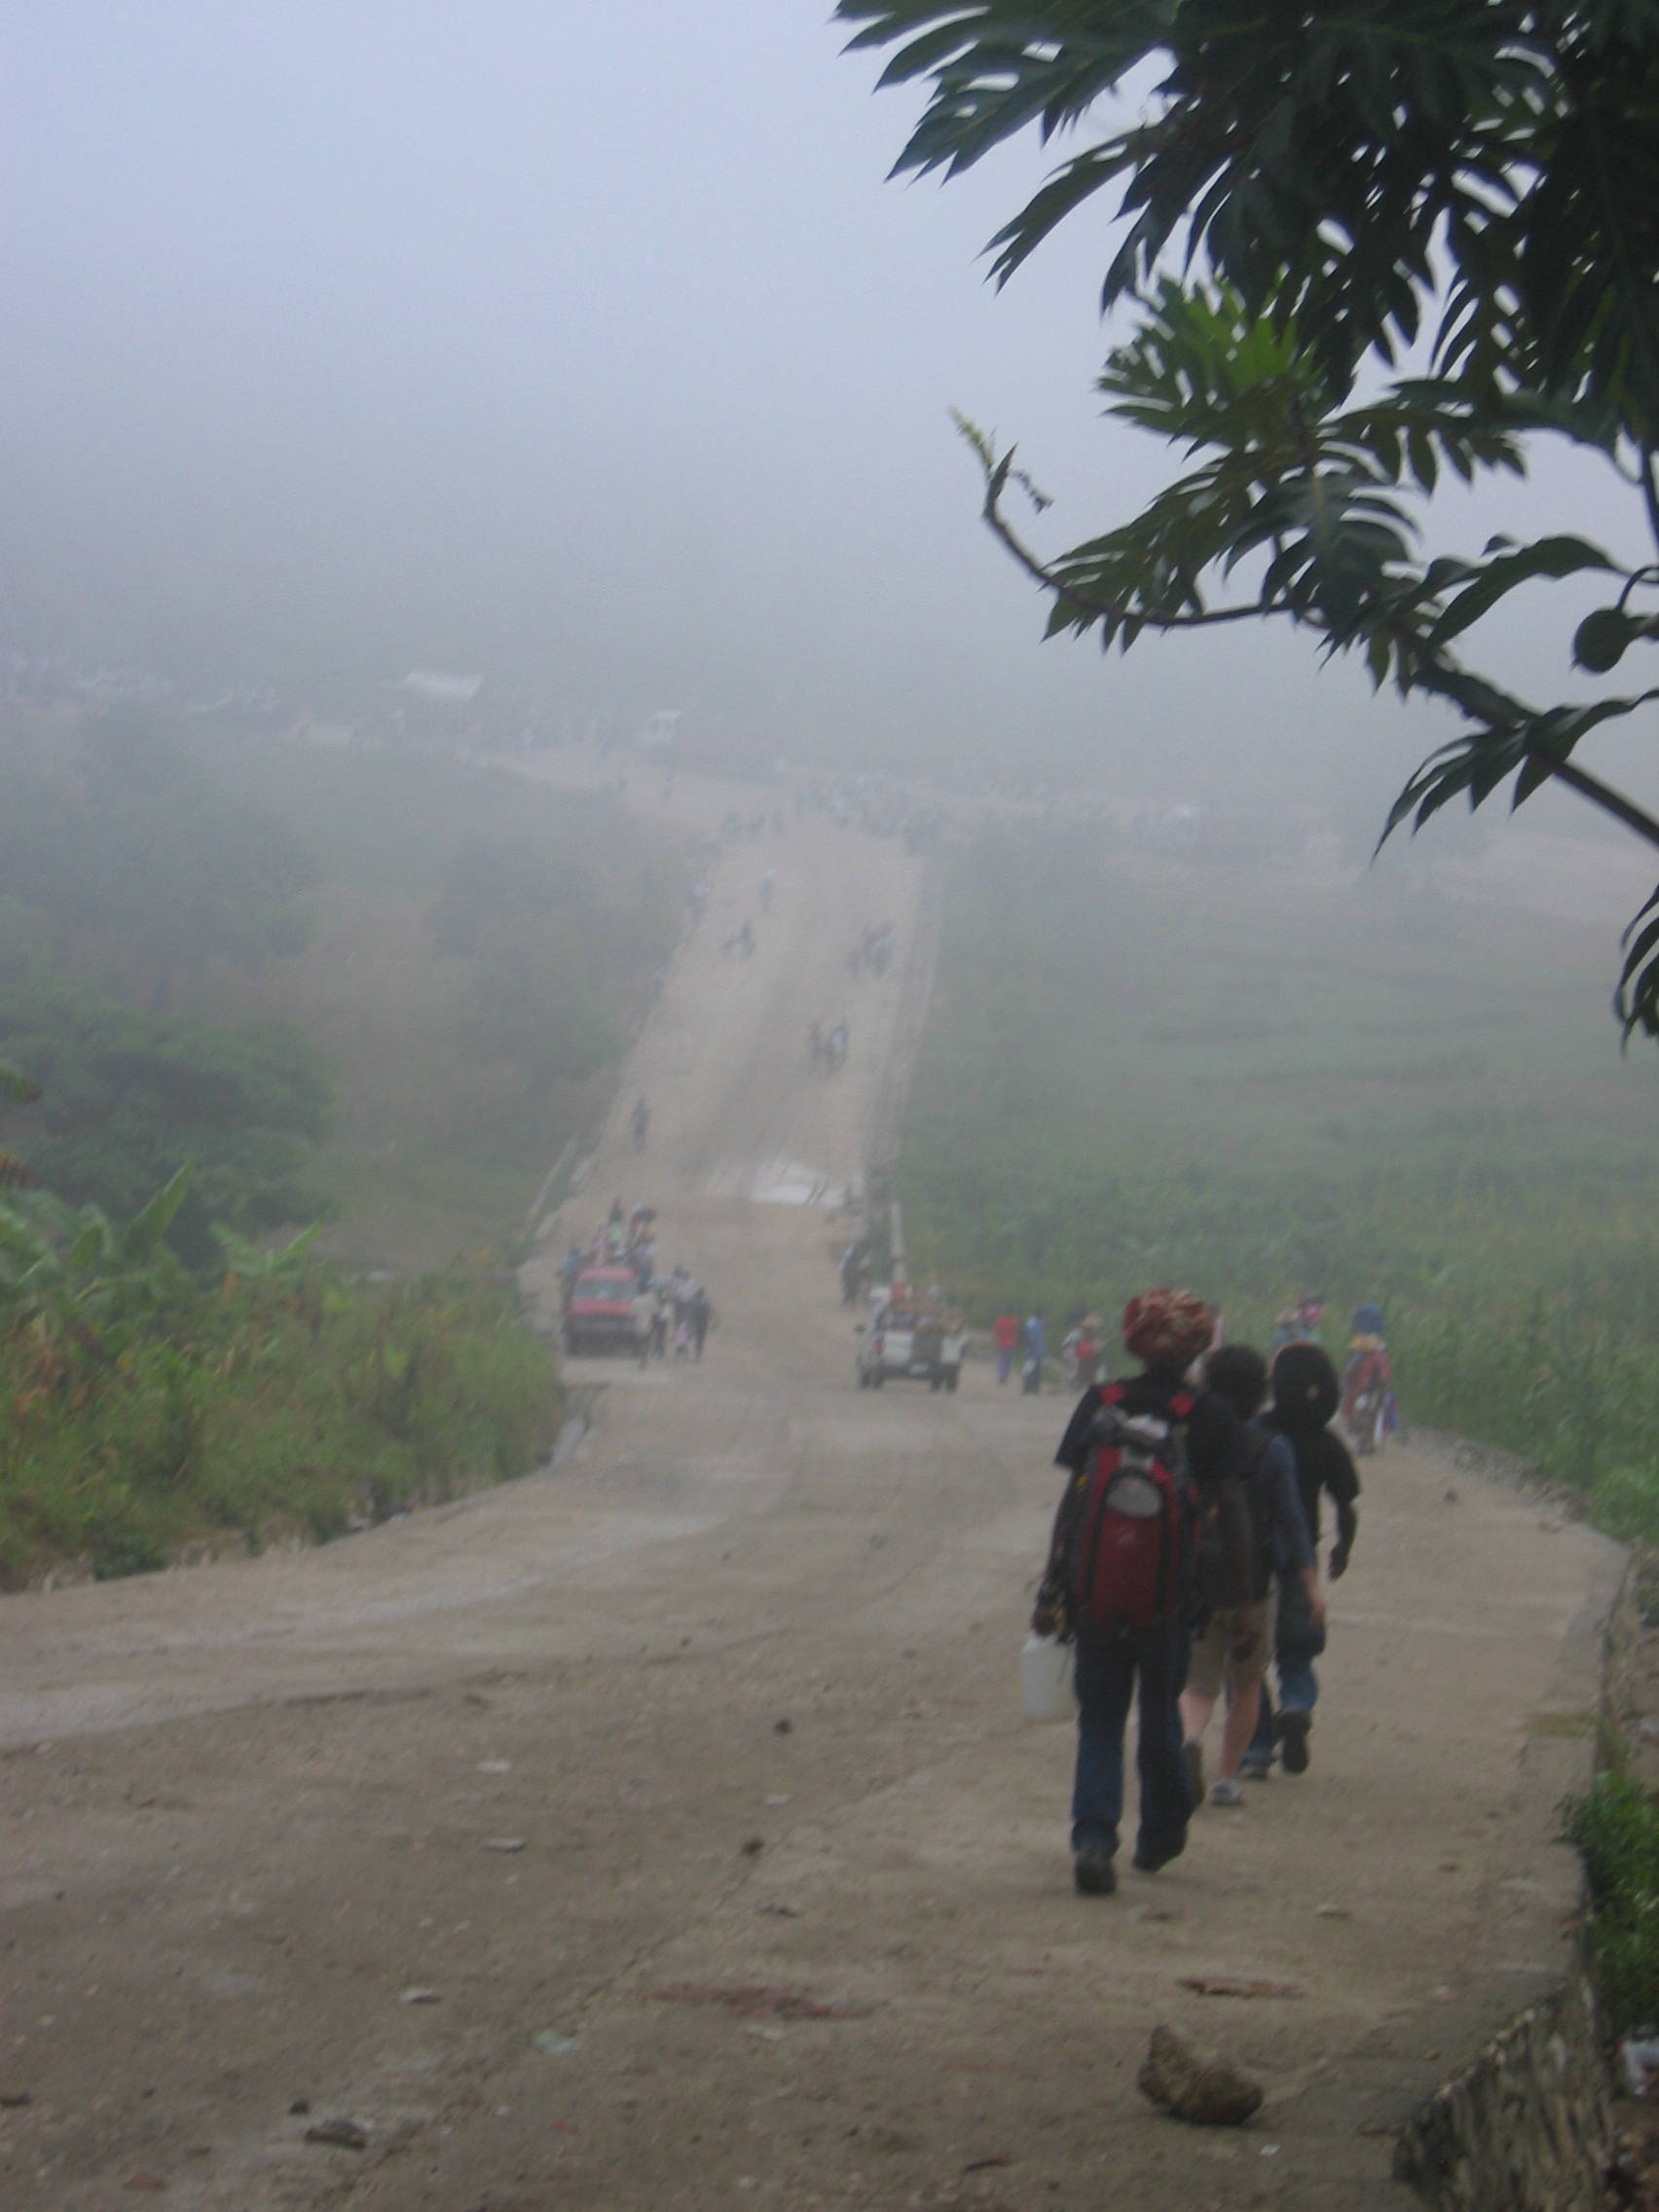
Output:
top-left (978, 465), bottom-right (1291, 636)
top-left (971, 422), bottom-right (1659, 859)
top-left (1552, 757), bottom-right (1659, 851)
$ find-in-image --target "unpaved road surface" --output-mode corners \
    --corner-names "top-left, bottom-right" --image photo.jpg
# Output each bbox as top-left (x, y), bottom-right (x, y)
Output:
top-left (0, 784), bottom-right (1623, 2211)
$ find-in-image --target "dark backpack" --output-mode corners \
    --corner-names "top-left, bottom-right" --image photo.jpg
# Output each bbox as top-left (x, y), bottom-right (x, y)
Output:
top-left (1066, 1385), bottom-right (1197, 1631)
top-left (1240, 1427), bottom-right (1278, 1604)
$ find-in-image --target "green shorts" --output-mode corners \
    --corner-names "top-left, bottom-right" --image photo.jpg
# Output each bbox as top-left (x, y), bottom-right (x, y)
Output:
top-left (1187, 1592), bottom-right (1276, 1701)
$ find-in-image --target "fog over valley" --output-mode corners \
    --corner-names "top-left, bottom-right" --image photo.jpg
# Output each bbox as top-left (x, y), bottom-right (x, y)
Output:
top-left (0, 1), bottom-right (1648, 838)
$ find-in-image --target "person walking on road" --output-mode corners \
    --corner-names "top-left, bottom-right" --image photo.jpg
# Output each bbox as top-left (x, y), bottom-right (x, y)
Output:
top-left (690, 1287), bottom-right (715, 1360)
top-left (631, 1284), bottom-right (656, 1371)
top-left (1022, 1311), bottom-right (1046, 1393)
top-left (1242, 1343), bottom-right (1360, 1778)
top-left (1033, 1289), bottom-right (1255, 1895)
top-left (993, 1310), bottom-right (1018, 1385)
top-left (1180, 1345), bottom-right (1323, 1808)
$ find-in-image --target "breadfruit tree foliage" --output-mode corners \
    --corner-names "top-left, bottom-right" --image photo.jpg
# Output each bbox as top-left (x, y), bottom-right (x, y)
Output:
top-left (839, 0), bottom-right (1659, 1036)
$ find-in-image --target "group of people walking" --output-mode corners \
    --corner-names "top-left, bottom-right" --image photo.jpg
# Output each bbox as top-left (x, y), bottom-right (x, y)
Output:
top-left (631, 1264), bottom-right (716, 1366)
top-left (1032, 1288), bottom-right (1360, 1893)
top-left (992, 1310), bottom-right (1046, 1391)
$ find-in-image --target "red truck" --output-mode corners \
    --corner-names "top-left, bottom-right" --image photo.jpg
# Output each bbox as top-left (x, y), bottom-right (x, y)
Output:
top-left (563, 1264), bottom-right (641, 1356)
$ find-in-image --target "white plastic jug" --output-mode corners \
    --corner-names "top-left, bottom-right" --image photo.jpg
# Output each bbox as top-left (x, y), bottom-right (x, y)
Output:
top-left (1020, 1632), bottom-right (1076, 1724)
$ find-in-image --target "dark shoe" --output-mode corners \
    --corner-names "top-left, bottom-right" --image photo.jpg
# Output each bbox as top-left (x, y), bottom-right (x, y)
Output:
top-left (1277, 1708), bottom-right (1311, 1774)
top-left (1131, 1833), bottom-right (1187, 1875)
top-left (1073, 1840), bottom-right (1117, 1896)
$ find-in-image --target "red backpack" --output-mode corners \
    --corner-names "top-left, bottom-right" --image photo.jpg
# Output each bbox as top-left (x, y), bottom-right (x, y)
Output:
top-left (1066, 1386), bottom-right (1197, 1631)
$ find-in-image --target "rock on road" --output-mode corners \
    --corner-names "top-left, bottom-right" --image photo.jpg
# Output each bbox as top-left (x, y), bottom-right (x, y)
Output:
top-left (0, 777), bottom-right (1622, 2210)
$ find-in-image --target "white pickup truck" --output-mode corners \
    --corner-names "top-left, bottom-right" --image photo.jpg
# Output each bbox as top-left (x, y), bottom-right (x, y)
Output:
top-left (856, 1302), bottom-right (964, 1390)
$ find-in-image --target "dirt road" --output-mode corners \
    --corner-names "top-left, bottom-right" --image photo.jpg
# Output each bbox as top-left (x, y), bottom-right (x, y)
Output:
top-left (0, 786), bottom-right (1622, 2211)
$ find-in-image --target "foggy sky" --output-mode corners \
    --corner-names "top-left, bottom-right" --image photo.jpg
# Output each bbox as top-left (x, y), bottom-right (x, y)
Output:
top-left (1, 3), bottom-right (1651, 830)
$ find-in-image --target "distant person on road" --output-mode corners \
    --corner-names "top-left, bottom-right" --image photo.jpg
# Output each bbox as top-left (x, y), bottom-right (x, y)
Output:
top-left (1022, 1312), bottom-right (1046, 1394)
top-left (1034, 1289), bottom-right (1255, 1894)
top-left (631, 1285), bottom-right (656, 1370)
top-left (560, 1244), bottom-right (583, 1315)
top-left (630, 1097), bottom-right (649, 1154)
top-left (1180, 1344), bottom-right (1322, 1809)
top-left (1064, 1313), bottom-right (1102, 1389)
top-left (1242, 1343), bottom-right (1360, 1780)
top-left (1342, 1305), bottom-right (1397, 1455)
top-left (993, 1310), bottom-right (1019, 1385)
top-left (690, 1287), bottom-right (715, 1359)
top-left (1272, 1292), bottom-right (1325, 1353)
top-left (606, 1198), bottom-right (626, 1257)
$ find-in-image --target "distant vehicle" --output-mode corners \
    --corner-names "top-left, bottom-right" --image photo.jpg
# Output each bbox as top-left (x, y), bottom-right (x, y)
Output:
top-left (855, 1299), bottom-right (941, 1388)
top-left (564, 1264), bottom-right (644, 1356)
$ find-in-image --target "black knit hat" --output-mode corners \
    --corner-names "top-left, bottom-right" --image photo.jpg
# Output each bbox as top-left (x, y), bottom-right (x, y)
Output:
top-left (1271, 1341), bottom-right (1340, 1433)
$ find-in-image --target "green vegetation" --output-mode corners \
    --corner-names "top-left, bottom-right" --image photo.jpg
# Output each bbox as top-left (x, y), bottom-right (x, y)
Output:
top-left (0, 708), bottom-right (677, 1583)
top-left (0, 982), bottom-right (333, 1269)
top-left (0, 1170), bottom-right (560, 1589)
top-left (0, 710), bottom-right (315, 1003)
top-left (1563, 1772), bottom-right (1659, 2034)
top-left (844, 2), bottom-right (1659, 1038)
top-left (898, 819), bottom-right (1659, 1500)
top-left (179, 729), bottom-right (684, 1266)
top-left (0, 712), bottom-right (685, 1265)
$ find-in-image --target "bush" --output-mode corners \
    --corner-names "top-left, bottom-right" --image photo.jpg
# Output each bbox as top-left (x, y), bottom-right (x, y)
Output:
top-left (0, 1258), bottom-right (561, 1586)
top-left (1563, 1773), bottom-right (1659, 2033)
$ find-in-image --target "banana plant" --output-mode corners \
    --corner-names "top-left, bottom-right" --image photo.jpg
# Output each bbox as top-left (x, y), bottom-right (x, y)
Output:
top-left (210, 1218), bottom-right (323, 1283)
top-left (0, 1164), bottom-right (195, 1357)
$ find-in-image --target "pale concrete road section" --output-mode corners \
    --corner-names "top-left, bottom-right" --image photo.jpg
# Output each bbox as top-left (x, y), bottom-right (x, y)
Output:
top-left (0, 782), bottom-right (1621, 2211)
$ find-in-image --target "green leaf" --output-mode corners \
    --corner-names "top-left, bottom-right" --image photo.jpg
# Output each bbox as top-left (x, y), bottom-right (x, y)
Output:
top-left (120, 1164), bottom-right (194, 1263)
top-left (1428, 537), bottom-right (1619, 649)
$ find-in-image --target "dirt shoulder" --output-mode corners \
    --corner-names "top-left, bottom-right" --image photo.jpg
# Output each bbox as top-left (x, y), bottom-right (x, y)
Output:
top-left (0, 785), bottom-right (1624, 2211)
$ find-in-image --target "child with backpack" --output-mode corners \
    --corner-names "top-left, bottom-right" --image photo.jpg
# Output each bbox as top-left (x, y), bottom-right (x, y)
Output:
top-left (1033, 1288), bottom-right (1255, 1897)
top-left (1241, 1342), bottom-right (1360, 1778)
top-left (1179, 1345), bottom-right (1324, 1808)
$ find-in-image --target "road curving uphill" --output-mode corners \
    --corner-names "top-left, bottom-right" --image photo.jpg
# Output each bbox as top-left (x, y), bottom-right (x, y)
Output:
top-left (0, 771), bottom-right (1624, 2210)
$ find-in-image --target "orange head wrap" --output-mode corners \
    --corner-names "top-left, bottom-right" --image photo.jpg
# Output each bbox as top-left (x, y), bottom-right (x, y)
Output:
top-left (1121, 1287), bottom-right (1215, 1372)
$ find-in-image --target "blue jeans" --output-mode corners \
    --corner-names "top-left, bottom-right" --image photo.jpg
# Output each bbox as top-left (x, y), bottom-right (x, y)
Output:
top-left (1247, 1579), bottom-right (1328, 1763)
top-left (1071, 1620), bottom-right (1192, 1863)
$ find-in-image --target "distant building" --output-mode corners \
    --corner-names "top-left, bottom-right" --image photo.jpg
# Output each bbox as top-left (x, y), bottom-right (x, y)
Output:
top-left (403, 670), bottom-right (484, 707)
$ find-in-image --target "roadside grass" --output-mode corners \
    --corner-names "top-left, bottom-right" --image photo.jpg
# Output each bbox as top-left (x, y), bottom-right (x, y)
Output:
top-left (0, 1257), bottom-right (560, 1589)
top-left (1563, 1770), bottom-right (1659, 2034)
top-left (897, 817), bottom-right (1659, 1507)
